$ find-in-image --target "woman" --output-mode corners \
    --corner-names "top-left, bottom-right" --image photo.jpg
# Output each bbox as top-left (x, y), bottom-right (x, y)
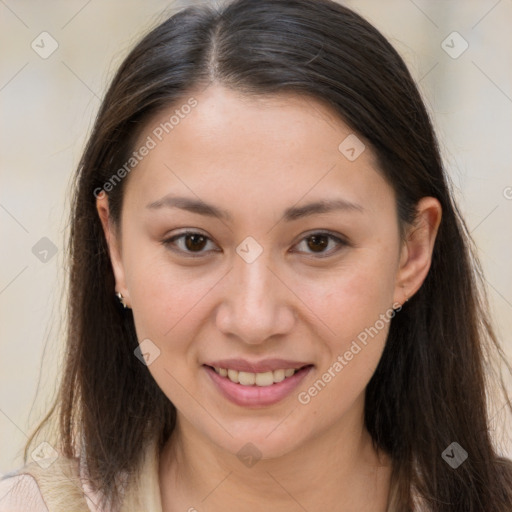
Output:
top-left (1, 0), bottom-right (511, 510)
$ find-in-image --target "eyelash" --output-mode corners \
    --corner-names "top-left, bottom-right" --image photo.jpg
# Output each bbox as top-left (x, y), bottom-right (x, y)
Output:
top-left (161, 230), bottom-right (349, 259)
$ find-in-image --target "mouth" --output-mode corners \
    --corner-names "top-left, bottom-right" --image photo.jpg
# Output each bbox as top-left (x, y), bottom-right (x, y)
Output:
top-left (203, 362), bottom-right (314, 407)
top-left (207, 365), bottom-right (304, 386)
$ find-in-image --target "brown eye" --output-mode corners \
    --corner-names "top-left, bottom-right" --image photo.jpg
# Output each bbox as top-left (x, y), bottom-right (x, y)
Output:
top-left (306, 234), bottom-right (330, 252)
top-left (162, 231), bottom-right (218, 256)
top-left (184, 233), bottom-right (207, 252)
top-left (294, 232), bottom-right (348, 257)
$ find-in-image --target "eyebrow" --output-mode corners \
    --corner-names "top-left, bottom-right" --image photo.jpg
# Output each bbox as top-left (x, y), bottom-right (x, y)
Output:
top-left (146, 195), bottom-right (364, 222)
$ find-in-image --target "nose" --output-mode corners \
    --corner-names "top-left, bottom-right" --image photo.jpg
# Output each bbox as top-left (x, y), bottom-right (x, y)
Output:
top-left (215, 252), bottom-right (297, 345)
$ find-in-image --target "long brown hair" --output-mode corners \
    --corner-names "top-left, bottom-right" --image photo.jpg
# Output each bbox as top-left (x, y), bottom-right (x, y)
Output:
top-left (25, 0), bottom-right (512, 509)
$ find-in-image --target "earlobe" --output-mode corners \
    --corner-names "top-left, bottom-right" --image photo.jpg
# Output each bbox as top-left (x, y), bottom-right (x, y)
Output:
top-left (394, 197), bottom-right (442, 305)
top-left (95, 192), bottom-right (131, 307)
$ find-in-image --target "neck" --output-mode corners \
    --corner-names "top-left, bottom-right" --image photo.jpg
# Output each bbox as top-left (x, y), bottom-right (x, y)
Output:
top-left (159, 398), bottom-right (392, 511)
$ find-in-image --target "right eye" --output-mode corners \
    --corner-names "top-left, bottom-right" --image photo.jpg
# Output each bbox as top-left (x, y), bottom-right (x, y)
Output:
top-left (162, 231), bottom-right (220, 257)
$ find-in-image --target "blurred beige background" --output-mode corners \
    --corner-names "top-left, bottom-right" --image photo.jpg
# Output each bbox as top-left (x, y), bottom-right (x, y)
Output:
top-left (1, 0), bottom-right (511, 474)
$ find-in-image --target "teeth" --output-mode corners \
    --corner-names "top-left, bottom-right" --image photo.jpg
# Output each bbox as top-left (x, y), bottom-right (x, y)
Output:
top-left (238, 371), bottom-right (256, 385)
top-left (227, 369), bottom-right (239, 382)
top-left (273, 369), bottom-right (285, 383)
top-left (213, 366), bottom-right (300, 386)
top-left (255, 371), bottom-right (274, 386)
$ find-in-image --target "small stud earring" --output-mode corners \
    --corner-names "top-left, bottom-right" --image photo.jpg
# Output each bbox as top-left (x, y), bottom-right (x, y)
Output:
top-left (116, 292), bottom-right (129, 309)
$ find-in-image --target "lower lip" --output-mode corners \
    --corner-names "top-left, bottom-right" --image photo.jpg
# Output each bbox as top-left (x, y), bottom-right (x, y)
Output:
top-left (204, 365), bottom-right (313, 407)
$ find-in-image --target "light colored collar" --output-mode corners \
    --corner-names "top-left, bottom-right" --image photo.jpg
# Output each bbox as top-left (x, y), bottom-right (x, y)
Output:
top-left (118, 437), bottom-right (163, 512)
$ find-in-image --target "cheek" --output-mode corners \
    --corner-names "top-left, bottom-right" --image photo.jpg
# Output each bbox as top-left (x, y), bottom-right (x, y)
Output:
top-left (123, 242), bottom-right (217, 342)
top-left (125, 255), bottom-right (215, 406)
top-left (293, 247), bottom-right (398, 346)
top-left (291, 247), bottom-right (398, 405)
top-left (132, 278), bottom-right (218, 356)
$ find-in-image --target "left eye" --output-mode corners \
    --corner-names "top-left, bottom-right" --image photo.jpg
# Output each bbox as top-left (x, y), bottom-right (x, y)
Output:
top-left (292, 232), bottom-right (347, 257)
top-left (162, 231), bottom-right (347, 257)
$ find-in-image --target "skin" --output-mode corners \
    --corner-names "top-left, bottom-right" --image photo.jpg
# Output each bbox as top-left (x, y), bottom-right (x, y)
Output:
top-left (97, 84), bottom-right (442, 511)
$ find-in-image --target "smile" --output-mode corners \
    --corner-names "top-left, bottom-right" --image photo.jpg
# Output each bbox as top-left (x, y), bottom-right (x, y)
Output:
top-left (211, 366), bottom-right (298, 386)
top-left (203, 363), bottom-right (313, 407)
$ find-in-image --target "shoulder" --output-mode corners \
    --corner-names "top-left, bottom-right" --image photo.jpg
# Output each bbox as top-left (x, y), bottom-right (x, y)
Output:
top-left (0, 473), bottom-right (48, 512)
top-left (0, 457), bottom-right (100, 512)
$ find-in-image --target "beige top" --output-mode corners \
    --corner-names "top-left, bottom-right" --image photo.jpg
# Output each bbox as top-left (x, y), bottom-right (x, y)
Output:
top-left (0, 439), bottom-right (163, 512)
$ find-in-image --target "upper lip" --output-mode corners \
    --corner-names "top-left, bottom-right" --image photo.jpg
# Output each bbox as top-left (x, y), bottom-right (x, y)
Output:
top-left (204, 359), bottom-right (312, 373)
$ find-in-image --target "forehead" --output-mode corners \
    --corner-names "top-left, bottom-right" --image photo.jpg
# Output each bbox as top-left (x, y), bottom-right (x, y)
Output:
top-left (124, 85), bottom-right (392, 217)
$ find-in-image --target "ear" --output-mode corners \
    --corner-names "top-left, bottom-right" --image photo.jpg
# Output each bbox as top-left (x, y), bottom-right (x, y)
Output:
top-left (96, 191), bottom-right (131, 308)
top-left (393, 196), bottom-right (442, 305)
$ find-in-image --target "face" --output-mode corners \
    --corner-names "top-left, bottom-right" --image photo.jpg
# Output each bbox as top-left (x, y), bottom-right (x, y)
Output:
top-left (97, 84), bottom-right (440, 460)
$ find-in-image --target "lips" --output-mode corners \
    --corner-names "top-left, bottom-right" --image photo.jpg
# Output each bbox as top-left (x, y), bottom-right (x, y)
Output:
top-left (203, 359), bottom-right (314, 407)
